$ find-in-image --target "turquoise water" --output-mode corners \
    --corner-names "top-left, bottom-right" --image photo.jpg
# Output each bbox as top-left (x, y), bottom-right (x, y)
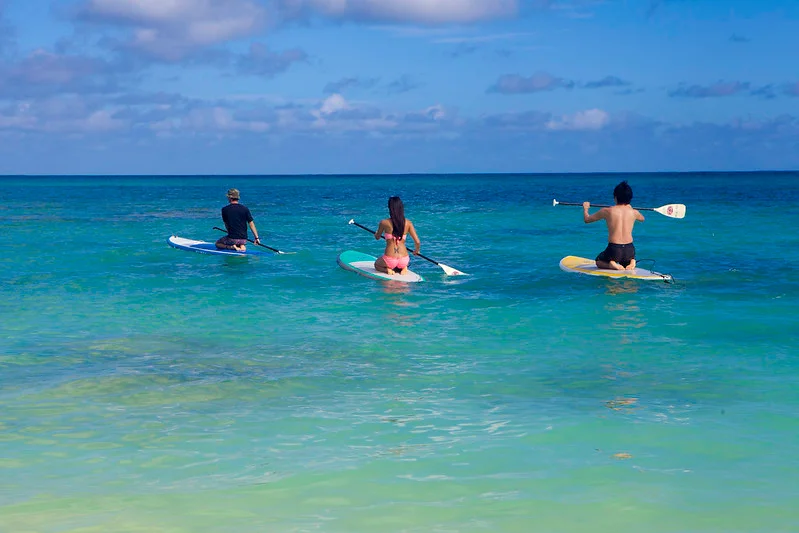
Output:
top-left (1, 173), bottom-right (798, 532)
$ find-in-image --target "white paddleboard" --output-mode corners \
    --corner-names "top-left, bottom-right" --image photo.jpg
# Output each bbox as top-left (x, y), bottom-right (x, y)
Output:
top-left (559, 255), bottom-right (672, 282)
top-left (337, 250), bottom-right (423, 282)
top-left (167, 236), bottom-right (268, 256)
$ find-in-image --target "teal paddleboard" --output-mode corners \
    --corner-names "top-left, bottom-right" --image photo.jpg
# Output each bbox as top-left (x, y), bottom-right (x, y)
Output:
top-left (337, 250), bottom-right (424, 282)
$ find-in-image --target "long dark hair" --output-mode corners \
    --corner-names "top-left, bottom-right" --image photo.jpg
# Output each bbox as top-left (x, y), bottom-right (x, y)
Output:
top-left (388, 196), bottom-right (406, 240)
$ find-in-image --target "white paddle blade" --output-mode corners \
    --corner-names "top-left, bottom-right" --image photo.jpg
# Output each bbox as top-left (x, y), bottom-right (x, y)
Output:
top-left (439, 263), bottom-right (467, 276)
top-left (654, 204), bottom-right (686, 219)
top-left (552, 199), bottom-right (559, 207)
top-left (348, 219), bottom-right (355, 224)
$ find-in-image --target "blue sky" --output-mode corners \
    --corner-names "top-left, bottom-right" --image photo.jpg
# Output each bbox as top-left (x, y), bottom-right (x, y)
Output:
top-left (0, 0), bottom-right (797, 174)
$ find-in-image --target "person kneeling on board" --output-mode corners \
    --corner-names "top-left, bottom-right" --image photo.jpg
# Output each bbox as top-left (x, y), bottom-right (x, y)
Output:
top-left (373, 196), bottom-right (421, 276)
top-left (215, 188), bottom-right (261, 252)
top-left (583, 181), bottom-right (644, 271)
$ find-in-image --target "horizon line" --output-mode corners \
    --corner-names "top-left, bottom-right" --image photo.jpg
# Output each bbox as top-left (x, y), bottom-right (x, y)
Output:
top-left (1, 169), bottom-right (797, 178)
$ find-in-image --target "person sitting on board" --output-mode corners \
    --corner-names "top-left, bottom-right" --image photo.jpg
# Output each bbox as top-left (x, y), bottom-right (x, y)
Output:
top-left (583, 181), bottom-right (645, 271)
top-left (215, 188), bottom-right (261, 252)
top-left (373, 196), bottom-right (421, 276)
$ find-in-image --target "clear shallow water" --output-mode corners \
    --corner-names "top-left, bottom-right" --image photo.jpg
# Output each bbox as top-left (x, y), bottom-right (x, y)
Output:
top-left (1, 173), bottom-right (798, 532)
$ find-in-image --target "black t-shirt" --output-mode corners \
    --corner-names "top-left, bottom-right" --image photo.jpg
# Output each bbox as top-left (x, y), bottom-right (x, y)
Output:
top-left (221, 203), bottom-right (254, 239)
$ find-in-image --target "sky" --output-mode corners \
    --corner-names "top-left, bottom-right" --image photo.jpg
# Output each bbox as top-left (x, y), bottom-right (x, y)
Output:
top-left (0, 0), bottom-right (797, 174)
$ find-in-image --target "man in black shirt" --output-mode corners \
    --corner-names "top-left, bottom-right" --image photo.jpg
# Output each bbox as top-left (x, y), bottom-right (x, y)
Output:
top-left (215, 188), bottom-right (261, 252)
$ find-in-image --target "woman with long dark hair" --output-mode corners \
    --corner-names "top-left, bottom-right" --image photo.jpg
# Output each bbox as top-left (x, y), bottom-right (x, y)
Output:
top-left (373, 196), bottom-right (421, 275)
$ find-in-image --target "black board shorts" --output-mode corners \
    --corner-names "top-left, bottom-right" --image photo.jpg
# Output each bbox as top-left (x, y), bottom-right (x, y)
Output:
top-left (596, 243), bottom-right (636, 267)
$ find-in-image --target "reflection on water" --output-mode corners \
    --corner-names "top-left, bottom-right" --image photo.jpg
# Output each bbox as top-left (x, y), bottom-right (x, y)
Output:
top-left (383, 310), bottom-right (422, 328)
top-left (380, 280), bottom-right (413, 298)
top-left (603, 283), bottom-right (648, 344)
top-left (605, 280), bottom-right (640, 295)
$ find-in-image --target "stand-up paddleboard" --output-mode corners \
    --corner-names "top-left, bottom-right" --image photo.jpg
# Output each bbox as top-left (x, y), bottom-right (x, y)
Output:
top-left (559, 256), bottom-right (673, 282)
top-left (337, 250), bottom-right (424, 283)
top-left (167, 236), bottom-right (269, 256)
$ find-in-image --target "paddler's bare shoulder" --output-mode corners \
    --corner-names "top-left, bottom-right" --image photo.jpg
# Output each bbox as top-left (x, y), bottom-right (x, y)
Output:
top-left (612, 204), bottom-right (640, 217)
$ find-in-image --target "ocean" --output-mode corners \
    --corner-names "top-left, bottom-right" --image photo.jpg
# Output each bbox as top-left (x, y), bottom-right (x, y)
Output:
top-left (1, 172), bottom-right (798, 532)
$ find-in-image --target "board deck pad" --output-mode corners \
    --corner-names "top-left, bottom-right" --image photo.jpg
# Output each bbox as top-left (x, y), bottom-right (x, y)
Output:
top-left (559, 255), bottom-right (672, 282)
top-left (337, 250), bottom-right (423, 282)
top-left (168, 235), bottom-right (269, 256)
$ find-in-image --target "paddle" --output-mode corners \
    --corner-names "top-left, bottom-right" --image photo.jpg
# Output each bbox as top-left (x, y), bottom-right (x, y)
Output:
top-left (347, 219), bottom-right (467, 276)
top-left (552, 199), bottom-right (686, 219)
top-left (212, 227), bottom-right (295, 254)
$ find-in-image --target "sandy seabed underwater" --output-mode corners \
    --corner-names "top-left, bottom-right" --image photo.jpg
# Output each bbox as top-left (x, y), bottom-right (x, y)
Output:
top-left (1, 172), bottom-right (798, 532)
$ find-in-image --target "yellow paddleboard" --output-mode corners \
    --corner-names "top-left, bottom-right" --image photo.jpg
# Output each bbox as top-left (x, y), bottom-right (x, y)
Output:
top-left (559, 256), bottom-right (672, 282)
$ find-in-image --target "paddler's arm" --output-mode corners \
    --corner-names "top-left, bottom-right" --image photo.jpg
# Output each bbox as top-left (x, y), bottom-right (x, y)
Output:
top-left (634, 209), bottom-right (645, 222)
top-left (248, 220), bottom-right (260, 243)
top-left (222, 210), bottom-right (230, 234)
top-left (583, 202), bottom-right (606, 224)
top-left (374, 220), bottom-right (387, 240)
top-left (407, 221), bottom-right (421, 255)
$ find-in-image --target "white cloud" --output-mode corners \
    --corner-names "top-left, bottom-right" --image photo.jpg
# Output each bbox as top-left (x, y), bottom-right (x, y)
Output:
top-left (318, 93), bottom-right (348, 115)
top-left (278, 0), bottom-right (518, 24)
top-left (236, 43), bottom-right (307, 77)
top-left (3, 92), bottom-right (617, 140)
top-left (79, 0), bottom-right (267, 60)
top-left (312, 93), bottom-right (379, 130)
top-left (0, 113), bottom-right (34, 129)
top-left (6, 50), bottom-right (102, 85)
top-left (308, 94), bottom-right (457, 133)
top-left (546, 108), bottom-right (610, 131)
top-left (424, 105), bottom-right (446, 121)
top-left (323, 76), bottom-right (380, 94)
top-left (152, 107), bottom-right (270, 133)
top-left (0, 100), bottom-right (128, 133)
top-left (77, 110), bottom-right (128, 132)
top-left (0, 50), bottom-right (122, 98)
top-left (489, 72), bottom-right (575, 94)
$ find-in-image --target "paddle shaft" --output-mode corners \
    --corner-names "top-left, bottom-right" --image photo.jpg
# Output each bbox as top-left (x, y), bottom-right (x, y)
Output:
top-left (212, 227), bottom-right (282, 254)
top-left (349, 221), bottom-right (441, 266)
top-left (558, 201), bottom-right (659, 213)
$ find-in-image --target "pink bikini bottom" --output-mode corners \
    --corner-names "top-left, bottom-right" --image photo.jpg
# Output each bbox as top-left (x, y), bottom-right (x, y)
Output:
top-left (382, 255), bottom-right (410, 270)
